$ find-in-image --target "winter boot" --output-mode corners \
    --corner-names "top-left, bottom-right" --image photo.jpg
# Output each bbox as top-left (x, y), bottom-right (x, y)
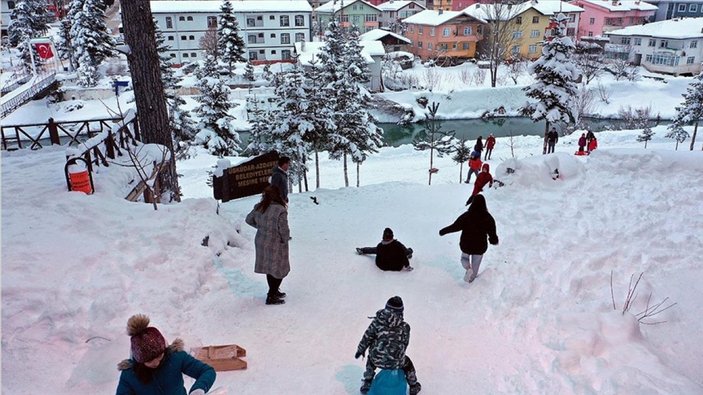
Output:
top-left (274, 290), bottom-right (286, 298)
top-left (265, 295), bottom-right (285, 305)
top-left (360, 379), bottom-right (372, 394)
top-left (409, 382), bottom-right (422, 395)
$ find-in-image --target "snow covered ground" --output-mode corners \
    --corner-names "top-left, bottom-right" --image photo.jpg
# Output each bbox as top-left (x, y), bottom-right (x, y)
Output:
top-left (2, 123), bottom-right (702, 394)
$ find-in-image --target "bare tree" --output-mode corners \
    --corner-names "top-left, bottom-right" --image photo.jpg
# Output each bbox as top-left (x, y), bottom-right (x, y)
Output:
top-left (200, 28), bottom-right (218, 60)
top-left (596, 81), bottom-right (611, 104)
top-left (573, 83), bottom-right (596, 128)
top-left (506, 55), bottom-right (526, 85)
top-left (611, 271), bottom-right (677, 325)
top-left (475, 1), bottom-right (524, 88)
top-left (412, 102), bottom-right (455, 185)
top-left (573, 41), bottom-right (604, 85)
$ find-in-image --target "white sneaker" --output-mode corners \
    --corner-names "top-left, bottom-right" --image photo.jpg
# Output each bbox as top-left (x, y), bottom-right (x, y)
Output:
top-left (464, 268), bottom-right (474, 283)
top-left (403, 265), bottom-right (414, 272)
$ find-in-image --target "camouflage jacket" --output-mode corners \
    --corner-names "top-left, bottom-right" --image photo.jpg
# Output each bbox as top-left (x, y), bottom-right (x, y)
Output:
top-left (357, 309), bottom-right (410, 369)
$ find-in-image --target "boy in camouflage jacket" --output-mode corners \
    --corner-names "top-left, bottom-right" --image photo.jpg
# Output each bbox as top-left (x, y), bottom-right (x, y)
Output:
top-left (355, 296), bottom-right (421, 394)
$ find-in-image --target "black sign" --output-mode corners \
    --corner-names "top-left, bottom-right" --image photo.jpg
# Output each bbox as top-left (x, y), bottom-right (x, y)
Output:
top-left (213, 151), bottom-right (279, 202)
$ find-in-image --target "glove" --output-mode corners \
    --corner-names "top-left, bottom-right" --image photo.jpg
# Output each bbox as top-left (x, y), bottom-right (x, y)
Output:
top-left (355, 351), bottom-right (364, 359)
top-left (439, 229), bottom-right (447, 236)
top-left (190, 390), bottom-right (206, 395)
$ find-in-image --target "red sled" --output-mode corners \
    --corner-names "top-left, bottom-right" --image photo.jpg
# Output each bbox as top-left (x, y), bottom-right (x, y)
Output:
top-left (575, 151), bottom-right (588, 156)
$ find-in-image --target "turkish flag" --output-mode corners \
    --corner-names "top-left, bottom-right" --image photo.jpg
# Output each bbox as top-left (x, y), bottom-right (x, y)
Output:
top-left (34, 43), bottom-right (54, 59)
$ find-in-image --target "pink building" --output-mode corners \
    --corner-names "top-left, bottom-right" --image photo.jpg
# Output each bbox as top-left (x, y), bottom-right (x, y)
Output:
top-left (450, 0), bottom-right (490, 12)
top-left (573, 0), bottom-right (658, 38)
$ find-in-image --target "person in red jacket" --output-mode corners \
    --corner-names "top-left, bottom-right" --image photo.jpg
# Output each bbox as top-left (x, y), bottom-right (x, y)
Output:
top-left (465, 154), bottom-right (482, 184)
top-left (484, 134), bottom-right (496, 160)
top-left (587, 137), bottom-right (598, 154)
top-left (466, 163), bottom-right (493, 205)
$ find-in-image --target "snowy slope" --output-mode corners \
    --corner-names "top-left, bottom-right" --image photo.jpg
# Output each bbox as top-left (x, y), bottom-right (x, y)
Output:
top-left (2, 127), bottom-right (703, 394)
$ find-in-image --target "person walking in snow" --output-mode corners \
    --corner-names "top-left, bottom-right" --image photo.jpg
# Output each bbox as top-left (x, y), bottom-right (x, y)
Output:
top-left (466, 163), bottom-right (493, 205)
top-left (439, 194), bottom-right (498, 283)
top-left (578, 133), bottom-right (587, 154)
top-left (465, 153), bottom-right (482, 184)
top-left (474, 136), bottom-right (484, 159)
top-left (484, 134), bottom-right (496, 160)
top-left (270, 156), bottom-right (290, 203)
top-left (245, 185), bottom-right (290, 305)
top-left (116, 314), bottom-right (216, 395)
top-left (357, 228), bottom-right (414, 272)
top-left (546, 128), bottom-right (559, 154)
top-left (355, 296), bottom-right (422, 395)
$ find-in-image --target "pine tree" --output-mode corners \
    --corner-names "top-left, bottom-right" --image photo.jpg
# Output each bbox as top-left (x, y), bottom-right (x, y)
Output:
top-left (665, 124), bottom-right (689, 151)
top-left (522, 13), bottom-right (580, 153)
top-left (55, 19), bottom-right (75, 68)
top-left (69, 0), bottom-right (115, 86)
top-left (262, 63), bottom-right (273, 82)
top-left (194, 55), bottom-right (241, 156)
top-left (637, 126), bottom-right (654, 149)
top-left (669, 71), bottom-right (703, 150)
top-left (217, 0), bottom-right (246, 75)
top-left (344, 26), bottom-right (370, 85)
top-left (412, 102), bottom-right (455, 185)
top-left (9, 0), bottom-right (49, 70)
top-left (451, 137), bottom-right (473, 183)
top-left (302, 58), bottom-right (336, 189)
top-left (244, 61), bottom-right (255, 83)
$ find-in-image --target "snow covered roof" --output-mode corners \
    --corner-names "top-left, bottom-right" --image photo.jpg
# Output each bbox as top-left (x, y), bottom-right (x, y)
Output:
top-left (150, 0), bottom-right (312, 14)
top-left (403, 9), bottom-right (486, 26)
top-left (316, 0), bottom-right (381, 13)
top-left (294, 40), bottom-right (385, 65)
top-left (578, 0), bottom-right (658, 12)
top-left (360, 28), bottom-right (412, 44)
top-left (606, 17), bottom-right (703, 39)
top-left (529, 1), bottom-right (584, 15)
top-left (464, 1), bottom-right (583, 21)
top-left (376, 0), bottom-right (425, 12)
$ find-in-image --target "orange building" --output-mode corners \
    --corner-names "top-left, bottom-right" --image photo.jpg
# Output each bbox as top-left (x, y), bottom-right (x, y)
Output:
top-left (403, 9), bottom-right (486, 60)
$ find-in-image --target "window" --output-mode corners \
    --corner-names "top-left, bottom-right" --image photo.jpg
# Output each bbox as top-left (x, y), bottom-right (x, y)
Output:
top-left (170, 53), bottom-right (176, 58)
top-left (648, 38), bottom-right (656, 47)
top-left (566, 28), bottom-right (575, 36)
top-left (430, 27), bottom-right (435, 36)
top-left (530, 29), bottom-right (539, 38)
top-left (477, 25), bottom-right (482, 34)
top-left (295, 15), bottom-right (305, 26)
top-left (687, 56), bottom-right (696, 64)
top-left (259, 50), bottom-right (265, 54)
top-left (187, 16), bottom-right (193, 21)
top-left (7, 1), bottom-right (15, 8)
top-left (247, 18), bottom-right (256, 27)
top-left (532, 16), bottom-right (539, 24)
top-left (569, 14), bottom-right (575, 23)
top-left (462, 42), bottom-right (469, 50)
top-left (295, 33), bottom-right (305, 42)
top-left (439, 43), bottom-right (448, 50)
top-left (645, 54), bottom-right (652, 62)
top-left (588, 31), bottom-right (593, 37)
top-left (621, 37), bottom-right (631, 45)
top-left (428, 42), bottom-right (432, 49)
top-left (249, 52), bottom-right (258, 60)
top-left (271, 50), bottom-right (277, 54)
top-left (691, 40), bottom-right (698, 49)
top-left (443, 27), bottom-right (450, 37)
top-left (168, 36), bottom-right (174, 41)
top-left (659, 39), bottom-right (668, 48)
top-left (528, 44), bottom-right (537, 53)
top-left (191, 52), bottom-right (196, 57)
top-left (589, 17), bottom-right (595, 25)
top-left (165, 17), bottom-right (173, 29)
top-left (189, 35), bottom-right (195, 40)
top-left (515, 16), bottom-right (522, 24)
top-left (281, 33), bottom-right (290, 44)
top-left (409, 2), bottom-right (415, 8)
top-left (651, 53), bottom-right (680, 66)
top-left (183, 53), bottom-right (189, 58)
top-left (282, 50), bottom-right (292, 60)
top-left (418, 26), bottom-right (424, 34)
top-left (418, 41), bottom-right (422, 48)
top-left (341, 15), bottom-right (349, 22)
top-left (512, 30), bottom-right (522, 39)
top-left (408, 25), bottom-right (414, 33)
top-left (352, 15), bottom-right (360, 24)
top-left (365, 14), bottom-right (377, 22)
top-left (179, 16), bottom-right (185, 21)
top-left (678, 4), bottom-right (686, 12)
top-left (280, 15), bottom-right (290, 26)
top-left (271, 33), bottom-right (276, 38)
top-left (463, 27), bottom-right (472, 35)
top-left (248, 35), bottom-right (258, 44)
top-left (353, 4), bottom-right (358, 10)
top-left (207, 16), bottom-right (218, 28)
top-left (452, 43), bottom-right (457, 49)
top-left (511, 45), bottom-right (520, 55)
top-left (181, 35), bottom-right (187, 40)
top-left (634, 37), bottom-right (641, 46)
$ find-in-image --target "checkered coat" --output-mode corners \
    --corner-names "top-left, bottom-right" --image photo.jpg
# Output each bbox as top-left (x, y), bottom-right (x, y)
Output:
top-left (245, 202), bottom-right (291, 279)
top-left (357, 309), bottom-right (410, 370)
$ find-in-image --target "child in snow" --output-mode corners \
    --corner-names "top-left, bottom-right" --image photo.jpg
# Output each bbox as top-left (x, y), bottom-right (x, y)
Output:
top-left (587, 137), bottom-right (598, 154)
top-left (465, 153), bottom-right (482, 184)
top-left (484, 134), bottom-right (496, 160)
top-left (357, 228), bottom-right (414, 271)
top-left (466, 163), bottom-right (493, 205)
top-left (355, 296), bottom-right (421, 395)
top-left (439, 194), bottom-right (499, 283)
top-left (578, 133), bottom-right (587, 154)
top-left (474, 136), bottom-right (484, 159)
top-left (116, 314), bottom-right (216, 395)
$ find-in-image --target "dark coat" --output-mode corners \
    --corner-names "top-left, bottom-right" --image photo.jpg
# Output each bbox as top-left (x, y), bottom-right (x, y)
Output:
top-left (116, 339), bottom-right (216, 395)
top-left (578, 136), bottom-right (587, 148)
top-left (547, 131), bottom-right (559, 144)
top-left (439, 197), bottom-right (498, 255)
top-left (357, 309), bottom-right (410, 370)
top-left (375, 240), bottom-right (410, 271)
top-left (474, 138), bottom-right (484, 153)
top-left (270, 166), bottom-right (289, 202)
top-left (246, 202), bottom-right (291, 279)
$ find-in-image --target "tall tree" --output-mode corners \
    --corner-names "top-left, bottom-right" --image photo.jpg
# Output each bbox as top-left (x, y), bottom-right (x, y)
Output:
top-left (9, 0), bottom-right (49, 70)
top-left (302, 58), bottom-right (336, 189)
top-left (522, 13), bottom-right (580, 153)
top-left (217, 0), bottom-right (246, 75)
top-left (473, 1), bottom-right (523, 88)
top-left (121, 0), bottom-right (180, 201)
top-left (670, 71), bottom-right (703, 150)
top-left (412, 102), bottom-right (455, 186)
top-left (55, 18), bottom-right (76, 69)
top-left (70, 0), bottom-right (115, 86)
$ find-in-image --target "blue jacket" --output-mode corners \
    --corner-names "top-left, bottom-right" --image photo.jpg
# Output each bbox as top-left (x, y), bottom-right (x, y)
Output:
top-left (116, 339), bottom-right (215, 395)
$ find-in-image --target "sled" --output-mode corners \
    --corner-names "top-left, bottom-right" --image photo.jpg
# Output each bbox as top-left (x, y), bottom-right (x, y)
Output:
top-left (368, 369), bottom-right (407, 395)
top-left (192, 344), bottom-right (247, 371)
top-left (574, 150), bottom-right (588, 156)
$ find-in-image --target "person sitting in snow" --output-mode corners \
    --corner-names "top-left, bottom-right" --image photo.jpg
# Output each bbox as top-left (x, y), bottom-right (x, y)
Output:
top-left (116, 314), bottom-right (216, 395)
top-left (466, 163), bottom-right (493, 205)
top-left (578, 133), bottom-right (587, 154)
top-left (465, 153), bottom-right (482, 184)
top-left (587, 136), bottom-right (598, 154)
top-left (355, 296), bottom-right (421, 395)
top-left (357, 228), bottom-right (414, 272)
top-left (439, 194), bottom-right (499, 283)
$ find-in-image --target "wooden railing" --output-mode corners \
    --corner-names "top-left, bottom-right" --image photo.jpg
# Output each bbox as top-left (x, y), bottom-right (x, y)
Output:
top-left (0, 72), bottom-right (57, 118)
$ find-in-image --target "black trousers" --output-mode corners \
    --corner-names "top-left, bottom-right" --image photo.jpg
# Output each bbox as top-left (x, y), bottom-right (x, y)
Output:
top-left (266, 274), bottom-right (282, 296)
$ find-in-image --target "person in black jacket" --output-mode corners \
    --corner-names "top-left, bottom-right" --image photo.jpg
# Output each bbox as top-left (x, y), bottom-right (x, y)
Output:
top-left (357, 228), bottom-right (414, 272)
top-left (270, 156), bottom-right (290, 203)
top-left (439, 194), bottom-right (498, 283)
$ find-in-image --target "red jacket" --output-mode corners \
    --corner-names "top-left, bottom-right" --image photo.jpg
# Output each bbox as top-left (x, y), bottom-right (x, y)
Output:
top-left (486, 136), bottom-right (496, 149)
top-left (472, 164), bottom-right (493, 195)
top-left (468, 157), bottom-right (483, 171)
top-left (588, 139), bottom-right (598, 151)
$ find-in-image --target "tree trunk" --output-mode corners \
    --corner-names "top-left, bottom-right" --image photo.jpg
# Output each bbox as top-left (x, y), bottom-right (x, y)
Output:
top-left (315, 150), bottom-right (320, 189)
top-left (356, 162), bottom-right (360, 187)
top-left (543, 121), bottom-right (550, 155)
top-left (429, 147), bottom-right (434, 186)
top-left (302, 155), bottom-right (309, 192)
top-left (121, 0), bottom-right (180, 202)
top-left (459, 162), bottom-right (463, 183)
top-left (690, 120), bottom-right (698, 151)
top-left (298, 172), bottom-right (302, 193)
top-left (343, 153), bottom-right (349, 187)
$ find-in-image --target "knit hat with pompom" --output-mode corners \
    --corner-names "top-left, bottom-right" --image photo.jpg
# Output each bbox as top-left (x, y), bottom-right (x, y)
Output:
top-left (127, 314), bottom-right (166, 363)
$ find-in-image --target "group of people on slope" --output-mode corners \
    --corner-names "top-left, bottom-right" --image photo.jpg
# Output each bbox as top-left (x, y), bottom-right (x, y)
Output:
top-left (578, 130), bottom-right (598, 154)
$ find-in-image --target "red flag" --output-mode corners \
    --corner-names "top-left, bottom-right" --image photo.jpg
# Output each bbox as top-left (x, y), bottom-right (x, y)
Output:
top-left (34, 43), bottom-right (54, 59)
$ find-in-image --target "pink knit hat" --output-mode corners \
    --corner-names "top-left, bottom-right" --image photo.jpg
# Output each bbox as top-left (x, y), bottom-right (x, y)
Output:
top-left (127, 314), bottom-right (166, 363)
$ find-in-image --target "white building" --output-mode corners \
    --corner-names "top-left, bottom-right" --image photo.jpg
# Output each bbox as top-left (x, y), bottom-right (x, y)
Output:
top-left (605, 17), bottom-right (703, 75)
top-left (376, 0), bottom-right (425, 32)
top-left (1, 0), bottom-right (15, 38)
top-left (150, 0), bottom-right (313, 65)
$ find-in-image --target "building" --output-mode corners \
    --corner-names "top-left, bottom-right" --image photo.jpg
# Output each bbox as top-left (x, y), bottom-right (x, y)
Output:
top-left (360, 28), bottom-right (412, 51)
top-left (377, 0), bottom-right (426, 32)
top-left (315, 0), bottom-right (382, 36)
top-left (647, 0), bottom-right (703, 21)
top-left (150, 0), bottom-right (312, 65)
top-left (1, 0), bottom-right (15, 38)
top-left (293, 40), bottom-right (386, 90)
top-left (572, 0), bottom-right (658, 38)
top-left (402, 8), bottom-right (486, 60)
top-left (605, 17), bottom-right (703, 75)
top-left (464, 1), bottom-right (583, 60)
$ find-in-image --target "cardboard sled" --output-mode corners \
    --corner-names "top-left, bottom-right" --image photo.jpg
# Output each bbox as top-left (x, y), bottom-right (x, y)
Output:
top-left (192, 344), bottom-right (247, 371)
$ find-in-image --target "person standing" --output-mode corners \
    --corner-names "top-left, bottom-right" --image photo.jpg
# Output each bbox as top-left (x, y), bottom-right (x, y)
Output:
top-left (546, 128), bottom-right (559, 154)
top-left (439, 194), bottom-right (499, 283)
top-left (355, 296), bottom-right (422, 395)
top-left (356, 228), bottom-right (414, 272)
top-left (465, 154), bottom-right (482, 184)
top-left (270, 156), bottom-right (290, 203)
top-left (116, 314), bottom-right (216, 395)
top-left (578, 133), bottom-right (587, 154)
top-left (474, 136), bottom-right (484, 159)
top-left (466, 163), bottom-right (493, 205)
top-left (484, 134), bottom-right (496, 160)
top-left (245, 185), bottom-right (291, 305)
top-left (587, 137), bottom-right (598, 154)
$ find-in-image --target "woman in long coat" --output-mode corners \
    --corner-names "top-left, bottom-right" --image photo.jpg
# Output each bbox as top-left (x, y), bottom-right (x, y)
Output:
top-left (246, 185), bottom-right (290, 305)
top-left (439, 194), bottom-right (498, 283)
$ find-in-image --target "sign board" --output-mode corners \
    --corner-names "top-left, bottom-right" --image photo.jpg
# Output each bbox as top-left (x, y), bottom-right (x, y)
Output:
top-left (213, 151), bottom-right (279, 202)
